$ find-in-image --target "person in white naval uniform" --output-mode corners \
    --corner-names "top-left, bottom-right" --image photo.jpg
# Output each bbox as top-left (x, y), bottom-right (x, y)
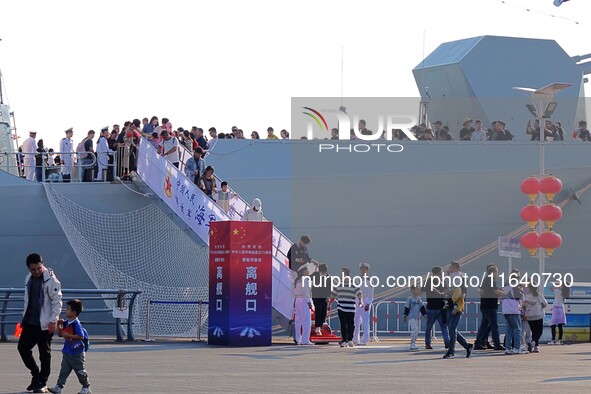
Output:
top-left (59, 128), bottom-right (75, 182)
top-left (293, 264), bottom-right (314, 345)
top-left (354, 262), bottom-right (374, 345)
top-left (22, 131), bottom-right (37, 181)
top-left (95, 127), bottom-right (112, 181)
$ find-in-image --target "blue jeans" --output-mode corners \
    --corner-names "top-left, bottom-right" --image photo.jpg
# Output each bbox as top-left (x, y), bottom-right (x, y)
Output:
top-left (447, 310), bottom-right (469, 355)
top-left (424, 309), bottom-right (450, 346)
top-left (35, 167), bottom-right (43, 182)
top-left (476, 307), bottom-right (500, 347)
top-left (504, 314), bottom-right (522, 350)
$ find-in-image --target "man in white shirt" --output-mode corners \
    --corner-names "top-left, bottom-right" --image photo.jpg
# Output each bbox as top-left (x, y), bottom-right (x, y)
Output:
top-left (208, 127), bottom-right (218, 151)
top-left (158, 130), bottom-right (180, 167)
top-left (354, 262), bottom-right (374, 345)
top-left (22, 131), bottom-right (37, 181)
top-left (59, 128), bottom-right (74, 182)
top-left (471, 120), bottom-right (487, 141)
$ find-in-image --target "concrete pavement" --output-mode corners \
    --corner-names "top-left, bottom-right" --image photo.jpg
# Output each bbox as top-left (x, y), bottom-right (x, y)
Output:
top-left (2, 338), bottom-right (590, 393)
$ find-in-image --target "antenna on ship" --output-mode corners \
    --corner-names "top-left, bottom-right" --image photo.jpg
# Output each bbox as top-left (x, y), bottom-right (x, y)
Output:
top-left (417, 31), bottom-right (430, 129)
top-left (339, 45), bottom-right (346, 113)
top-left (0, 37), bottom-right (4, 105)
top-left (418, 87), bottom-right (430, 128)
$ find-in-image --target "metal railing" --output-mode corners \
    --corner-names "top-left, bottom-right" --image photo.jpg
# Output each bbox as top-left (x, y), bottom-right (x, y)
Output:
top-left (144, 299), bottom-right (208, 342)
top-left (370, 299), bottom-right (481, 341)
top-left (370, 298), bottom-right (591, 342)
top-left (172, 141), bottom-right (293, 263)
top-left (0, 288), bottom-right (142, 342)
top-left (0, 151), bottom-right (110, 183)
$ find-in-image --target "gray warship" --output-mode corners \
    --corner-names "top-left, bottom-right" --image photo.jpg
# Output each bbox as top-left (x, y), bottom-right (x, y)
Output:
top-left (1, 36), bottom-right (590, 337)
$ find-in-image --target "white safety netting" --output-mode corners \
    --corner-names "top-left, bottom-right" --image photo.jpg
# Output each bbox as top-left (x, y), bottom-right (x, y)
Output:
top-left (43, 184), bottom-right (209, 337)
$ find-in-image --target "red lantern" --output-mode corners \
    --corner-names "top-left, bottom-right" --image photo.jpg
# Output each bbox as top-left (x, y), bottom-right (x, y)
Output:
top-left (520, 205), bottom-right (540, 230)
top-left (539, 231), bottom-right (562, 257)
top-left (539, 204), bottom-right (562, 230)
top-left (520, 232), bottom-right (539, 256)
top-left (539, 175), bottom-right (562, 202)
top-left (521, 176), bottom-right (540, 203)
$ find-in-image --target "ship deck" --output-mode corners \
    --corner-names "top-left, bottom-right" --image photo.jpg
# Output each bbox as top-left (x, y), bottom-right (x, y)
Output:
top-left (2, 338), bottom-right (591, 393)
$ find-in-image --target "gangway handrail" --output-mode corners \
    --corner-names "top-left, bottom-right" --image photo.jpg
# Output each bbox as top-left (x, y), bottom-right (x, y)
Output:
top-left (0, 288), bottom-right (142, 342)
top-left (137, 138), bottom-right (296, 319)
top-left (170, 141), bottom-right (293, 264)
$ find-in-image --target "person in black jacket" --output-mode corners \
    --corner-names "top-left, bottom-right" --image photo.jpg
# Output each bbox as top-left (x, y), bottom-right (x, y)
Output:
top-left (474, 264), bottom-right (505, 350)
top-left (287, 235), bottom-right (312, 272)
top-left (422, 266), bottom-right (450, 349)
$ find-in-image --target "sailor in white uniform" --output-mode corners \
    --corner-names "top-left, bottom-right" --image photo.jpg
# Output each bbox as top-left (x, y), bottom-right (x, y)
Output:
top-left (59, 128), bottom-right (74, 182)
top-left (22, 131), bottom-right (37, 181)
top-left (293, 264), bottom-right (314, 345)
top-left (95, 126), bottom-right (111, 181)
top-left (354, 261), bottom-right (374, 345)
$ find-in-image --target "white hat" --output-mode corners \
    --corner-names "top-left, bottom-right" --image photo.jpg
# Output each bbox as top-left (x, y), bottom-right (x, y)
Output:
top-left (252, 198), bottom-right (262, 210)
top-left (297, 263), bottom-right (309, 273)
top-left (359, 262), bottom-right (371, 269)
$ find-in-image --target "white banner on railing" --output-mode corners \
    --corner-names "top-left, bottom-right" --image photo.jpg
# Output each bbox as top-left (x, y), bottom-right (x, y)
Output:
top-left (272, 256), bottom-right (296, 319)
top-left (137, 139), bottom-right (229, 240)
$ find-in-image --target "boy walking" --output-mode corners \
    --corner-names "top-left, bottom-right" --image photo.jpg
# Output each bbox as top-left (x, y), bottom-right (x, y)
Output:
top-left (403, 286), bottom-right (427, 351)
top-left (214, 181), bottom-right (237, 213)
top-left (48, 300), bottom-right (91, 394)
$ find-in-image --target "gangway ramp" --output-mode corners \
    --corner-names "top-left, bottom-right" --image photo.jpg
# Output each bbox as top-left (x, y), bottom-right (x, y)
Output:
top-left (135, 139), bottom-right (295, 320)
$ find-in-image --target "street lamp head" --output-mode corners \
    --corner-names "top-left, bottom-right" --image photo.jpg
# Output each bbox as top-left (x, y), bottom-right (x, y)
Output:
top-left (543, 102), bottom-right (558, 118)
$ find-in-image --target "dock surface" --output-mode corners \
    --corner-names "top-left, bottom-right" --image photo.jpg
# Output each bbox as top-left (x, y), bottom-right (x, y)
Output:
top-left (2, 339), bottom-right (590, 393)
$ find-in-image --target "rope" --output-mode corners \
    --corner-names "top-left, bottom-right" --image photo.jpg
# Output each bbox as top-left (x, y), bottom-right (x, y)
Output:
top-left (117, 172), bottom-right (150, 197)
top-left (493, 0), bottom-right (591, 30)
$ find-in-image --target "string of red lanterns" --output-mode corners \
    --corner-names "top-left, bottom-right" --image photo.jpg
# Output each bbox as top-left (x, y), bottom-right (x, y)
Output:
top-left (519, 175), bottom-right (563, 256)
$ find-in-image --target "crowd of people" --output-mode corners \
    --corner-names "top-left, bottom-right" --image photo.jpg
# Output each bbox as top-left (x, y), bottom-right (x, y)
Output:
top-left (16, 117), bottom-right (291, 183)
top-left (291, 253), bottom-right (570, 357)
top-left (14, 115), bottom-right (590, 182)
top-left (339, 118), bottom-right (590, 141)
top-left (14, 116), bottom-right (278, 225)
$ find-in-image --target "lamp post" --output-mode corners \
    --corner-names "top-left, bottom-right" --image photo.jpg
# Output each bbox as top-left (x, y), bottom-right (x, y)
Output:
top-left (512, 82), bottom-right (572, 275)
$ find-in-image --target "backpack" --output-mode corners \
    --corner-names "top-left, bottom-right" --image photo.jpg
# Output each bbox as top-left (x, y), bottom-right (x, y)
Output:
top-left (77, 138), bottom-right (89, 159)
top-left (451, 287), bottom-right (465, 313)
top-left (81, 327), bottom-right (90, 352)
